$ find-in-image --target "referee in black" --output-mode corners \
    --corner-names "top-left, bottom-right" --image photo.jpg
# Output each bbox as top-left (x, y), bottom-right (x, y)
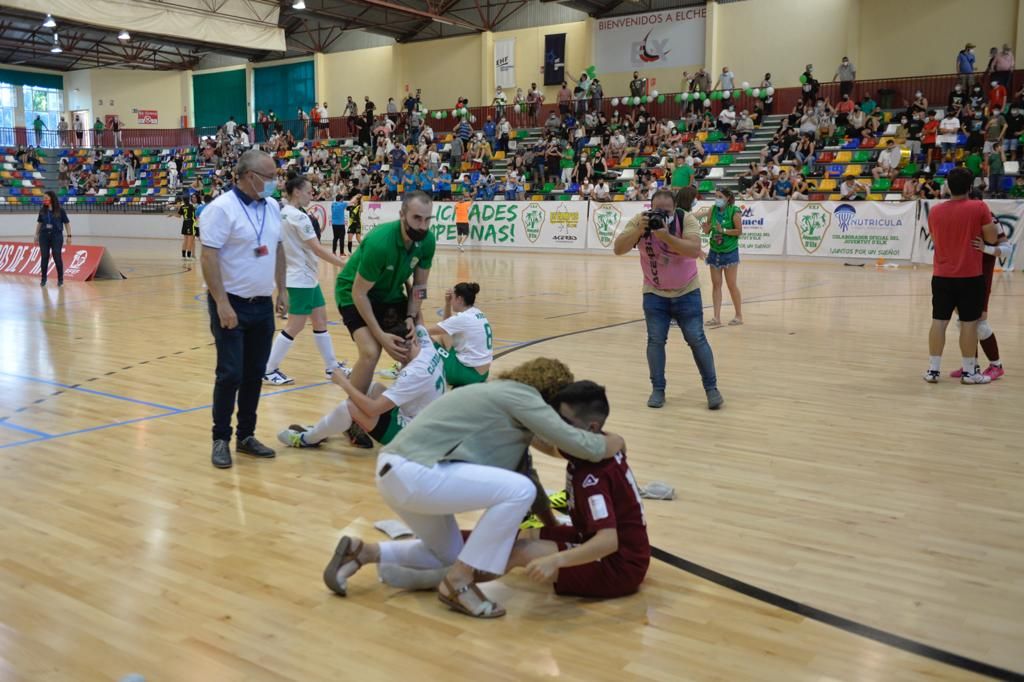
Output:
top-left (199, 149), bottom-right (287, 469)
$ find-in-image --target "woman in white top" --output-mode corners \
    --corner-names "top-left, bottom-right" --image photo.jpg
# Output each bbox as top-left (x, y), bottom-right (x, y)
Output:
top-left (263, 172), bottom-right (348, 385)
top-left (427, 282), bottom-right (492, 387)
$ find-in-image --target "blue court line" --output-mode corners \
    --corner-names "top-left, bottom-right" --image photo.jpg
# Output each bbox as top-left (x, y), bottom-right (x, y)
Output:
top-left (0, 371), bottom-right (182, 412)
top-left (0, 420), bottom-right (52, 438)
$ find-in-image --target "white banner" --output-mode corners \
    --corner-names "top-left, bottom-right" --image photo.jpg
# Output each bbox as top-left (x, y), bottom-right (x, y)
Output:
top-left (593, 7), bottom-right (707, 74)
top-left (495, 38), bottom-right (516, 90)
top-left (915, 199), bottom-right (1024, 270)
top-left (586, 200), bottom-right (788, 255)
top-left (787, 201), bottom-right (917, 259)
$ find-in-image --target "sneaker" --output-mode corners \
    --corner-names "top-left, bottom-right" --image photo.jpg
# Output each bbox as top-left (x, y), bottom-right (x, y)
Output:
top-left (263, 369), bottom-right (294, 385)
top-left (923, 369), bottom-right (940, 383)
top-left (961, 370), bottom-right (992, 385)
top-left (277, 424), bottom-right (324, 448)
top-left (548, 489), bottom-right (569, 513)
top-left (378, 362), bottom-right (401, 380)
top-left (519, 514), bottom-right (544, 530)
top-left (949, 368), bottom-right (964, 378)
top-left (346, 423), bottom-right (374, 449)
top-left (983, 364), bottom-right (1005, 381)
top-left (646, 389), bottom-right (665, 408)
top-left (325, 361), bottom-right (351, 379)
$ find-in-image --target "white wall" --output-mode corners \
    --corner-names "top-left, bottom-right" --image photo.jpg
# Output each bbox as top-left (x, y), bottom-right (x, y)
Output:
top-left (0, 214), bottom-right (182, 240)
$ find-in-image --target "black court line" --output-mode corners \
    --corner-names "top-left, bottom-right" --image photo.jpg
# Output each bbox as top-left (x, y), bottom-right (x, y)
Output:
top-left (496, 318), bottom-right (1023, 681)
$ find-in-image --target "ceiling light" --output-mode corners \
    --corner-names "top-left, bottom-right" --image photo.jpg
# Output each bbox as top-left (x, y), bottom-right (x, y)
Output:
top-left (51, 44), bottom-right (62, 53)
top-left (118, 30), bottom-right (130, 40)
top-left (432, 16), bottom-right (453, 25)
top-left (43, 14), bottom-right (56, 28)
top-left (292, 0), bottom-right (306, 8)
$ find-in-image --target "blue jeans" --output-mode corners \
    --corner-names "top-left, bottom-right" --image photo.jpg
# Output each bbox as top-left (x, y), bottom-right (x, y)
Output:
top-left (208, 293), bottom-right (275, 442)
top-left (643, 290), bottom-right (717, 392)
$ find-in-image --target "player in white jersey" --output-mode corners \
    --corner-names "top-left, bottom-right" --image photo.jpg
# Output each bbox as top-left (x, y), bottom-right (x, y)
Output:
top-left (426, 282), bottom-right (492, 387)
top-left (262, 172), bottom-right (347, 386)
top-left (278, 319), bottom-right (445, 447)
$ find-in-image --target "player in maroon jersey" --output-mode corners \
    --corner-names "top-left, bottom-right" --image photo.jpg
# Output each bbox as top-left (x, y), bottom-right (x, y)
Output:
top-left (506, 380), bottom-right (651, 598)
top-left (950, 221), bottom-right (1010, 380)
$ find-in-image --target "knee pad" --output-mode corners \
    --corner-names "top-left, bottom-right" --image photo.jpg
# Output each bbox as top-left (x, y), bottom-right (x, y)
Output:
top-left (978, 319), bottom-right (993, 340)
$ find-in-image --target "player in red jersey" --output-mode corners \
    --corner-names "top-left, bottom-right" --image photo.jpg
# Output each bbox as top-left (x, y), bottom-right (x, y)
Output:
top-left (950, 219), bottom-right (1010, 380)
top-left (507, 380), bottom-right (650, 598)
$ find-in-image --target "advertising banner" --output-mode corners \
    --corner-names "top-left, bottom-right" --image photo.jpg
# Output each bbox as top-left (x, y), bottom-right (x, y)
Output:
top-left (495, 38), bottom-right (516, 90)
top-left (915, 199), bottom-right (1023, 270)
top-left (786, 201), bottom-right (917, 259)
top-left (593, 7), bottom-right (707, 74)
top-left (0, 241), bottom-right (122, 281)
top-left (544, 33), bottom-right (566, 86)
top-left (136, 109), bottom-right (159, 125)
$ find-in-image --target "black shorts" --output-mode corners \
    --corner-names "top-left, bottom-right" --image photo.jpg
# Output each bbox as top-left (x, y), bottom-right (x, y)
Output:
top-left (348, 224), bottom-right (362, 235)
top-left (931, 275), bottom-right (985, 322)
top-left (456, 222), bottom-right (469, 236)
top-left (339, 298), bottom-right (408, 337)
top-left (181, 222), bottom-right (196, 236)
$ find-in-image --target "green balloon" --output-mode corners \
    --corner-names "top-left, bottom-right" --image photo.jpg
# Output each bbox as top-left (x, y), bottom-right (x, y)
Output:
top-left (641, 95), bottom-right (649, 104)
top-left (760, 90), bottom-right (769, 99)
top-left (674, 93), bottom-right (683, 103)
top-left (745, 88), bottom-right (753, 96)
top-left (657, 94), bottom-right (666, 103)
top-left (710, 91), bottom-right (720, 101)
top-left (799, 74), bottom-right (808, 84)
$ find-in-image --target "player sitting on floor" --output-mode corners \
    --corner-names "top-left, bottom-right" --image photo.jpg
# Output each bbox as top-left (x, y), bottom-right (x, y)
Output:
top-left (425, 281), bottom-right (493, 387)
top-left (506, 380), bottom-right (651, 598)
top-left (277, 318), bottom-right (445, 448)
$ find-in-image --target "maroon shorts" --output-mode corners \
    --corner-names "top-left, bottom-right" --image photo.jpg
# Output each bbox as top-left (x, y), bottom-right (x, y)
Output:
top-left (539, 526), bottom-right (647, 599)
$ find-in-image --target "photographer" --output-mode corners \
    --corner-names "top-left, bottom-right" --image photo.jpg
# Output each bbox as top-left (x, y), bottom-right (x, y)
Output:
top-left (613, 189), bottom-right (724, 411)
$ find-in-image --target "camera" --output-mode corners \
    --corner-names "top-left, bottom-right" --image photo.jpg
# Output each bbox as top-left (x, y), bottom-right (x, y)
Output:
top-left (644, 208), bottom-right (672, 233)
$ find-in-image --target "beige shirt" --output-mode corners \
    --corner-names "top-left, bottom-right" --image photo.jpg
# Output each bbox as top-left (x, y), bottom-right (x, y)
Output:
top-left (620, 210), bottom-right (703, 298)
top-left (384, 381), bottom-right (608, 470)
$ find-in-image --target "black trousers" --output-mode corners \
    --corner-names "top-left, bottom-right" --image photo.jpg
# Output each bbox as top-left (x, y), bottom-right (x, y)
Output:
top-left (207, 293), bottom-right (275, 442)
top-left (38, 230), bottom-right (63, 283)
top-left (840, 80), bottom-right (854, 98)
top-left (332, 224), bottom-right (345, 254)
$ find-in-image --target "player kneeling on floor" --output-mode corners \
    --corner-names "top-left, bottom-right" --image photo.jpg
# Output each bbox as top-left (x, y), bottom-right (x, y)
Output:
top-left (506, 380), bottom-right (650, 598)
top-left (278, 318), bottom-right (445, 448)
top-left (425, 281), bottom-right (492, 387)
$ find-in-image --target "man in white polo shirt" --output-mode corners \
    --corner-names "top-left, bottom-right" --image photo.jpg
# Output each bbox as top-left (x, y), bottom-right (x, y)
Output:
top-left (200, 149), bottom-right (288, 469)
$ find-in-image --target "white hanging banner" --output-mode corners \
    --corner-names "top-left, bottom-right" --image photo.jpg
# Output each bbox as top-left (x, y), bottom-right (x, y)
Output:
top-left (916, 199), bottom-right (1023, 270)
top-left (494, 38), bottom-right (517, 90)
top-left (787, 201), bottom-right (917, 259)
top-left (593, 7), bottom-right (707, 74)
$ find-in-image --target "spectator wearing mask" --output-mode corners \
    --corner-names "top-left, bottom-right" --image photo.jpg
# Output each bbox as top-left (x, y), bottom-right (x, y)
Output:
top-left (760, 73), bottom-right (774, 114)
top-left (833, 57), bottom-right (856, 99)
top-left (733, 110), bottom-right (754, 142)
top-left (717, 105), bottom-right (736, 133)
top-left (873, 139), bottom-right (903, 180)
top-left (939, 110), bottom-right (964, 160)
top-left (988, 80), bottom-right (1008, 113)
top-left (835, 93), bottom-right (856, 127)
top-left (713, 67), bottom-right (736, 93)
top-left (957, 43), bottom-right (977, 90)
top-left (774, 170), bottom-right (793, 200)
top-left (948, 83), bottom-right (967, 113)
top-left (1004, 105), bottom-right (1024, 160)
top-left (992, 44), bottom-right (1015, 90)
top-left (629, 71), bottom-right (646, 98)
top-left (800, 64), bottom-right (819, 105)
top-left (983, 110), bottom-right (1007, 154)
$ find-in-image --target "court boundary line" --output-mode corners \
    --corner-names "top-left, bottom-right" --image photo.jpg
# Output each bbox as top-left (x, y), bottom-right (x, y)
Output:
top-left (494, 308), bottom-right (1023, 682)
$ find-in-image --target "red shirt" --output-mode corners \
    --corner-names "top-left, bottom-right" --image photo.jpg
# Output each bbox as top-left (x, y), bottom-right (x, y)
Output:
top-left (989, 86), bottom-right (1007, 110)
top-left (929, 198), bottom-right (992, 277)
top-left (564, 451), bottom-right (650, 578)
top-left (922, 120), bottom-right (940, 144)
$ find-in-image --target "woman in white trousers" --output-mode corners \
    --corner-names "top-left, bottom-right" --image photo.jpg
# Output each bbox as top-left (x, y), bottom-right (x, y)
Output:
top-left (322, 357), bottom-right (625, 618)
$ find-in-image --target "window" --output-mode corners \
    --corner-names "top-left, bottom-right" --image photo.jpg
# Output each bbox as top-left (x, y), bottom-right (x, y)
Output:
top-left (23, 85), bottom-right (64, 147)
top-left (0, 83), bottom-right (15, 145)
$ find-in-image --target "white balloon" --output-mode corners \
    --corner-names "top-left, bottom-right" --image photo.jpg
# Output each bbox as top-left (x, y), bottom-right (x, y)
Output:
top-left (470, 115), bottom-right (477, 123)
top-left (681, 92), bottom-right (690, 101)
top-left (611, 97), bottom-right (620, 107)
top-left (751, 87), bottom-right (760, 97)
top-left (766, 86), bottom-right (775, 96)
top-left (722, 90), bottom-right (731, 99)
top-left (451, 109), bottom-right (458, 117)
top-left (667, 120), bottom-right (674, 128)
top-left (741, 81), bottom-right (750, 89)
top-left (651, 89), bottom-right (659, 98)
top-left (634, 96), bottom-right (642, 105)
top-left (703, 98), bottom-right (711, 107)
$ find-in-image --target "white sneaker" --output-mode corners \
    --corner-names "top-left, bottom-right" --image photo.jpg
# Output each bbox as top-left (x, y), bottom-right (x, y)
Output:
top-left (378, 362), bottom-right (401, 379)
top-left (922, 369), bottom-right (940, 383)
top-left (263, 369), bottom-right (294, 385)
top-left (960, 370), bottom-right (992, 385)
top-left (325, 361), bottom-right (351, 379)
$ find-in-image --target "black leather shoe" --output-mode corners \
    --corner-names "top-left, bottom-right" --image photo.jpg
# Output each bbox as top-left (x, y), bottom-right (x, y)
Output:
top-left (346, 423), bottom-right (374, 449)
top-left (212, 439), bottom-right (232, 468)
top-left (237, 436), bottom-right (276, 458)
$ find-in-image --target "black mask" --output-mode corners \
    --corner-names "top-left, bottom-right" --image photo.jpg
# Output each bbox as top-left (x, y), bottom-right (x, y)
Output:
top-left (406, 226), bottom-right (430, 242)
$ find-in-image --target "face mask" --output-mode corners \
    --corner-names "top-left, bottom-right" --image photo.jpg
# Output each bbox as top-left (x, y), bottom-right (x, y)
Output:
top-left (901, 119), bottom-right (908, 124)
top-left (842, 61), bottom-right (849, 66)
top-left (257, 177), bottom-right (276, 199)
top-left (406, 225), bottom-right (429, 242)
top-left (714, 198), bottom-right (726, 208)
top-left (915, 92), bottom-right (922, 98)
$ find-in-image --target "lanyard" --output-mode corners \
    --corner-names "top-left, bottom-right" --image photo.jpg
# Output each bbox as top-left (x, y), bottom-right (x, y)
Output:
top-left (235, 193), bottom-right (267, 246)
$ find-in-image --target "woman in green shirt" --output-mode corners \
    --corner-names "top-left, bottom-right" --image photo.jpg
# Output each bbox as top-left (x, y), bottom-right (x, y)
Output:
top-left (697, 189), bottom-right (744, 326)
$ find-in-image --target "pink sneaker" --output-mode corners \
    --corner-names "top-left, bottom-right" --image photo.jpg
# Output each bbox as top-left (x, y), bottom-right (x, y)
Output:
top-left (983, 365), bottom-right (1005, 381)
top-left (949, 368), bottom-right (964, 378)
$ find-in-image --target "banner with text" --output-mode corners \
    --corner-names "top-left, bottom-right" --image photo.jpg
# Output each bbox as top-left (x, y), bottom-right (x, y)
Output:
top-left (786, 201), bottom-right (917, 259)
top-left (915, 199), bottom-right (1023, 270)
top-left (0, 241), bottom-right (118, 281)
top-left (586, 200), bottom-right (788, 255)
top-left (593, 6), bottom-right (707, 74)
top-left (495, 38), bottom-right (516, 90)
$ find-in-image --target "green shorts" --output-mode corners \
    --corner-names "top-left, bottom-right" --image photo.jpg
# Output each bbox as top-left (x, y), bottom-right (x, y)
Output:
top-left (368, 406), bottom-right (403, 445)
top-left (287, 285), bottom-right (326, 315)
top-left (437, 345), bottom-right (489, 387)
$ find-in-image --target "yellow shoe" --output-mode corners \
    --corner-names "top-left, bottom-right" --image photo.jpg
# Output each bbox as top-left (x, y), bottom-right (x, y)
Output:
top-left (519, 514), bottom-right (544, 530)
top-left (548, 489), bottom-right (568, 513)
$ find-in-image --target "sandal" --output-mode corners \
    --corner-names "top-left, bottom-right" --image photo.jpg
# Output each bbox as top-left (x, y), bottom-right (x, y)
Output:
top-left (323, 535), bottom-right (363, 596)
top-left (728, 318), bottom-right (743, 326)
top-left (705, 319), bottom-right (722, 327)
top-left (437, 577), bottom-right (506, 619)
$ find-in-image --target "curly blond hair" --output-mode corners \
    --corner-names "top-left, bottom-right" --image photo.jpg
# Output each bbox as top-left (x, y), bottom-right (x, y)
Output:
top-left (497, 357), bottom-right (575, 404)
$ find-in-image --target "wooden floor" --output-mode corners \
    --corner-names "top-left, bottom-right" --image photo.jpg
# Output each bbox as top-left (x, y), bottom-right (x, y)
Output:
top-left (0, 237), bottom-right (1021, 682)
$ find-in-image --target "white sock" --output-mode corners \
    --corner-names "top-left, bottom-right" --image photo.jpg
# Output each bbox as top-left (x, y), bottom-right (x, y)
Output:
top-left (962, 357), bottom-right (978, 374)
top-left (304, 401), bottom-right (353, 442)
top-left (265, 331), bottom-right (294, 374)
top-left (313, 329), bottom-right (337, 370)
top-left (991, 360), bottom-right (1003, 367)
top-left (928, 356), bottom-right (941, 372)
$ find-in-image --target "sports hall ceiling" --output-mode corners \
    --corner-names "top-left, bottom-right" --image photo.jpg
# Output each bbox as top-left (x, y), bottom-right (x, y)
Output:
top-left (0, 0), bottom-right (703, 71)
